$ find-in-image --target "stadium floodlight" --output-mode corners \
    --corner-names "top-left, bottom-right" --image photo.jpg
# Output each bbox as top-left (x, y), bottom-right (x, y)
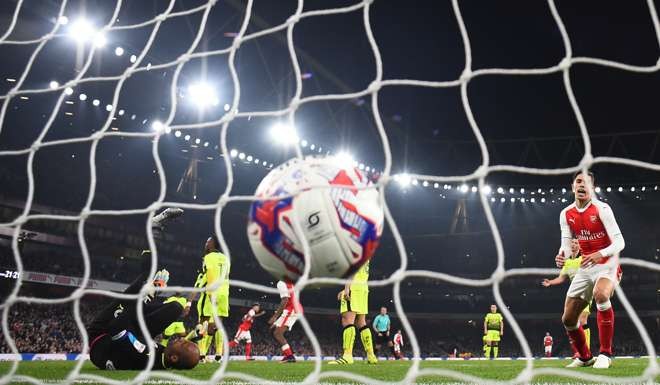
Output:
top-left (521, 198), bottom-right (526, 203)
top-left (184, 134), bottom-right (190, 141)
top-left (470, 186), bottom-right (477, 193)
top-left (618, 186), bottom-right (623, 192)
top-left (58, 16), bottom-right (69, 25)
top-left (520, 188), bottom-right (525, 194)
top-left (64, 87), bottom-right (74, 95)
top-left (482, 185), bottom-right (492, 195)
top-left (595, 187), bottom-right (601, 193)
top-left (365, 166), bottom-right (371, 172)
top-left (204, 142), bottom-right (209, 147)
top-left (509, 187), bottom-right (514, 194)
top-left (174, 130), bottom-right (181, 137)
top-left (460, 184), bottom-right (469, 193)
top-left (561, 188), bottom-right (567, 194)
top-left (151, 120), bottom-right (164, 132)
top-left (114, 46), bottom-right (124, 56)
top-left (93, 33), bottom-right (106, 48)
top-left (358, 163), bottom-right (365, 170)
top-left (270, 122), bottom-right (299, 145)
top-left (68, 19), bottom-right (95, 43)
top-left (606, 187), bottom-right (612, 192)
top-left (497, 187), bottom-right (504, 194)
top-left (254, 158), bottom-right (259, 163)
top-left (490, 197), bottom-right (496, 202)
top-left (262, 161), bottom-right (267, 166)
top-left (433, 183), bottom-right (439, 189)
top-left (395, 173), bottom-right (411, 187)
top-left (334, 152), bottom-right (354, 168)
top-left (411, 179), bottom-right (419, 186)
top-left (541, 198), bottom-right (546, 203)
top-left (195, 138), bottom-right (201, 145)
top-left (79, 93), bottom-right (87, 101)
top-left (49, 81), bottom-right (59, 89)
top-left (630, 186), bottom-right (635, 192)
top-left (510, 197), bottom-right (515, 202)
top-left (118, 109), bottom-right (124, 116)
top-left (300, 139), bottom-right (308, 147)
top-left (187, 82), bottom-right (219, 109)
top-left (223, 103), bottom-right (230, 112)
top-left (309, 144), bottom-right (316, 150)
top-left (246, 155), bottom-right (253, 162)
top-left (130, 54), bottom-right (137, 63)
top-left (500, 197), bottom-right (506, 203)
top-left (92, 99), bottom-right (100, 106)
top-left (641, 186), bottom-right (646, 191)
top-left (105, 104), bottom-right (113, 112)
top-left (422, 180), bottom-right (429, 187)
top-left (238, 152), bottom-right (246, 160)
top-left (230, 149), bottom-right (238, 158)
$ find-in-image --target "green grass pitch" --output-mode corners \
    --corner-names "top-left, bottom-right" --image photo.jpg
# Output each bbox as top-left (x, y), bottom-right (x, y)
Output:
top-left (1, 358), bottom-right (658, 384)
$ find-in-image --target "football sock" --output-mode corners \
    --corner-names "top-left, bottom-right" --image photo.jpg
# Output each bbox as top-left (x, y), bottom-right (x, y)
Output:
top-left (596, 301), bottom-right (614, 356)
top-left (359, 326), bottom-right (375, 357)
top-left (493, 346), bottom-right (499, 358)
top-left (281, 343), bottom-right (293, 356)
top-left (484, 345), bottom-right (491, 358)
top-left (197, 335), bottom-right (211, 357)
top-left (245, 343), bottom-right (252, 358)
top-left (566, 324), bottom-right (591, 360)
top-left (583, 324), bottom-right (591, 352)
top-left (214, 329), bottom-right (224, 356)
top-left (342, 324), bottom-right (356, 357)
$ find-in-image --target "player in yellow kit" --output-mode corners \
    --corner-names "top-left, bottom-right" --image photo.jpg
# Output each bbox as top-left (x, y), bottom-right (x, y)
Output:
top-left (190, 235), bottom-right (230, 363)
top-left (329, 261), bottom-right (377, 365)
top-left (160, 296), bottom-right (190, 347)
top-left (483, 304), bottom-right (504, 359)
top-left (542, 238), bottom-right (591, 358)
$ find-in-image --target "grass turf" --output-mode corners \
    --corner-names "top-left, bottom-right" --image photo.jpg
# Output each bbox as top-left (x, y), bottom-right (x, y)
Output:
top-left (1, 358), bottom-right (658, 384)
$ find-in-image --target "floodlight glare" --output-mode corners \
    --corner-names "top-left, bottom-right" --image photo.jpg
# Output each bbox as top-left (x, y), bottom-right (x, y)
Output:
top-left (230, 149), bottom-right (238, 158)
top-left (68, 19), bottom-right (95, 43)
top-left (270, 123), bottom-right (299, 145)
top-left (92, 99), bottom-right (100, 106)
top-left (93, 33), bottom-right (106, 48)
top-left (482, 185), bottom-right (492, 195)
top-left (79, 93), bottom-right (87, 101)
top-left (334, 152), bottom-right (354, 169)
top-left (58, 16), bottom-right (69, 25)
top-left (187, 82), bottom-right (218, 109)
top-left (174, 130), bottom-right (181, 137)
top-left (460, 184), bottom-right (469, 193)
top-left (64, 87), bottom-right (74, 95)
top-left (49, 81), bottom-right (59, 89)
top-left (151, 120), bottom-right (164, 132)
top-left (114, 46), bottom-right (124, 56)
top-left (395, 173), bottom-right (411, 187)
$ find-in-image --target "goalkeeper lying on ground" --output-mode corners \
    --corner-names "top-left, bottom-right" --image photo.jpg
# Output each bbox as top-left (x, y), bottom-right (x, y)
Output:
top-left (86, 208), bottom-right (199, 370)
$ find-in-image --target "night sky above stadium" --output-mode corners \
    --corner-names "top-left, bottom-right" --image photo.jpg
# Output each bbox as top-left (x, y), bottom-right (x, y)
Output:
top-left (0, 1), bottom-right (658, 312)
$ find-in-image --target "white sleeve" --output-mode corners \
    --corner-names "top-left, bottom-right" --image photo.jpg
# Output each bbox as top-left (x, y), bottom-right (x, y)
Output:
top-left (248, 309), bottom-right (255, 317)
top-left (559, 209), bottom-right (573, 258)
top-left (277, 281), bottom-right (290, 298)
top-left (596, 202), bottom-right (625, 257)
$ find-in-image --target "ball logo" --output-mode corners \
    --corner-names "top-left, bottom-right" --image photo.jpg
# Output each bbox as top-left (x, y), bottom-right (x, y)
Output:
top-left (307, 211), bottom-right (320, 228)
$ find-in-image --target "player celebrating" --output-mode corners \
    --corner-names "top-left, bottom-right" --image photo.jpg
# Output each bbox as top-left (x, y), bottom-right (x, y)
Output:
top-left (483, 304), bottom-right (503, 359)
top-left (329, 261), bottom-right (377, 365)
top-left (542, 238), bottom-right (592, 358)
top-left (557, 171), bottom-right (624, 369)
top-left (228, 303), bottom-right (266, 360)
top-left (543, 332), bottom-right (553, 357)
top-left (269, 280), bottom-right (302, 363)
top-left (392, 329), bottom-right (404, 360)
top-left (191, 235), bottom-right (231, 363)
top-left (372, 306), bottom-right (392, 357)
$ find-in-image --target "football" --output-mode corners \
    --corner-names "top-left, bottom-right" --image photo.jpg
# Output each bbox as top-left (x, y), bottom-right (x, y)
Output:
top-left (247, 156), bottom-right (384, 281)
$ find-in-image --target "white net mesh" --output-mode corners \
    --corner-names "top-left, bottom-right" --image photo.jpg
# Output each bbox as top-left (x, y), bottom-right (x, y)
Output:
top-left (0, 0), bottom-right (659, 384)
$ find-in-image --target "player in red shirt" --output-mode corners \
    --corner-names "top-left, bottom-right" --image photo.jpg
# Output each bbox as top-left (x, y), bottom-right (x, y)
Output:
top-left (543, 332), bottom-right (553, 357)
top-left (392, 329), bottom-right (404, 360)
top-left (556, 171), bottom-right (624, 369)
top-left (228, 303), bottom-right (265, 360)
top-left (268, 281), bottom-right (303, 363)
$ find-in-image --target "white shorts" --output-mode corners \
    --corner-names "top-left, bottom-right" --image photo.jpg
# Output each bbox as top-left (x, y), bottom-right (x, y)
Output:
top-left (273, 309), bottom-right (298, 330)
top-left (544, 345), bottom-right (552, 353)
top-left (394, 344), bottom-right (401, 353)
top-left (234, 329), bottom-right (252, 343)
top-left (566, 257), bottom-right (621, 303)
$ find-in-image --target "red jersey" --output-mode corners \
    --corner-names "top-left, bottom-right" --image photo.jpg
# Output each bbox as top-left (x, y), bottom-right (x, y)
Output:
top-left (560, 200), bottom-right (623, 264)
top-left (544, 336), bottom-right (553, 347)
top-left (277, 281), bottom-right (302, 313)
top-left (393, 332), bottom-right (404, 346)
top-left (239, 309), bottom-right (256, 331)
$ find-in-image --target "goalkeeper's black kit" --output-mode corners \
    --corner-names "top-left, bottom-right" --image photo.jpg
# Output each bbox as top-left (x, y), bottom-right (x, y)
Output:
top-left (86, 262), bottom-right (183, 370)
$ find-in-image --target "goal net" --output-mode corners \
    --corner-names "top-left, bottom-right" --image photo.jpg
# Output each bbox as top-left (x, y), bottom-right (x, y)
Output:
top-left (0, 0), bottom-right (659, 384)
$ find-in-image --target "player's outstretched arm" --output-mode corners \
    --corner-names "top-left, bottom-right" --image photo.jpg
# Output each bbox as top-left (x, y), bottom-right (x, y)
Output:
top-left (542, 274), bottom-right (567, 287)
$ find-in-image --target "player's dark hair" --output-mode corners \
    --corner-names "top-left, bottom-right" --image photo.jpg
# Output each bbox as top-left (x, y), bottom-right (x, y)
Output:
top-left (209, 234), bottom-right (220, 251)
top-left (571, 171), bottom-right (595, 183)
top-left (252, 302), bottom-right (260, 307)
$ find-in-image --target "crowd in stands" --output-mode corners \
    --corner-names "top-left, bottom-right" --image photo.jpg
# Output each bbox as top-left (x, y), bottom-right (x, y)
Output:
top-left (0, 300), bottom-right (657, 358)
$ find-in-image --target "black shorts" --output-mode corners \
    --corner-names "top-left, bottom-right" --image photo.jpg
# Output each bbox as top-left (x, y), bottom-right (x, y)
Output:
top-left (374, 332), bottom-right (389, 345)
